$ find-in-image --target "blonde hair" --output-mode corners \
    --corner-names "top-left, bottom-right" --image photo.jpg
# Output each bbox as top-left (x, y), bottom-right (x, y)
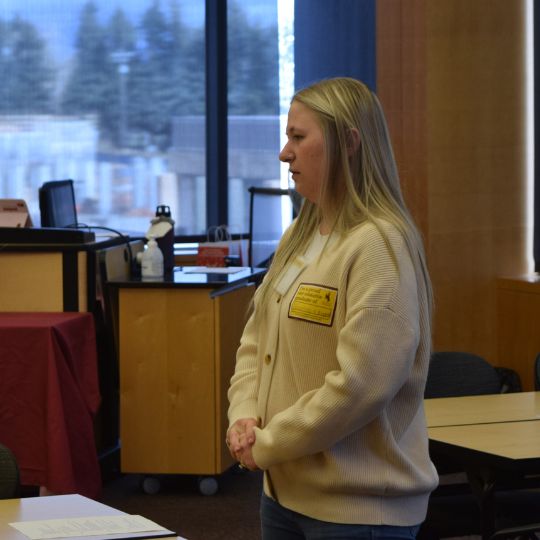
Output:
top-left (257, 77), bottom-right (432, 319)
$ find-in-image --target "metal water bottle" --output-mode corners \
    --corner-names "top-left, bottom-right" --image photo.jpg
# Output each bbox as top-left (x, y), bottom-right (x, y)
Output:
top-left (149, 205), bottom-right (175, 274)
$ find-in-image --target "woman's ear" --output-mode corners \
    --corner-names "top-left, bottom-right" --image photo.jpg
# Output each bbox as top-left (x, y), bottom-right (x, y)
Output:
top-left (346, 128), bottom-right (361, 157)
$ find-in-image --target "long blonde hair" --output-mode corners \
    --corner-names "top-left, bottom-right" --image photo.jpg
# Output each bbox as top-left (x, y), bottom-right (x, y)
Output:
top-left (257, 77), bottom-right (432, 319)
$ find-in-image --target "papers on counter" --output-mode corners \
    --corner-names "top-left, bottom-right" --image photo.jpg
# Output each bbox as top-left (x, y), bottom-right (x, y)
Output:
top-left (181, 266), bottom-right (244, 274)
top-left (9, 514), bottom-right (175, 539)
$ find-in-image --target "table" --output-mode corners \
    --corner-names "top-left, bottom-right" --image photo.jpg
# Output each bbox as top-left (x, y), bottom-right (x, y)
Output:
top-left (0, 494), bottom-right (181, 540)
top-left (0, 237), bottom-right (145, 461)
top-left (108, 267), bottom-right (264, 494)
top-left (0, 236), bottom-right (140, 313)
top-left (425, 392), bottom-right (540, 540)
top-left (425, 391), bottom-right (540, 427)
top-left (0, 313), bottom-right (101, 499)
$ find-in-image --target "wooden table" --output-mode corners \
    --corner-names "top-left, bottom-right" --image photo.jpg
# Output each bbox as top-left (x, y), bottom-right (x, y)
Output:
top-left (425, 392), bottom-right (540, 540)
top-left (429, 420), bottom-right (540, 461)
top-left (0, 313), bottom-right (102, 499)
top-left (0, 494), bottom-right (181, 540)
top-left (425, 391), bottom-right (540, 427)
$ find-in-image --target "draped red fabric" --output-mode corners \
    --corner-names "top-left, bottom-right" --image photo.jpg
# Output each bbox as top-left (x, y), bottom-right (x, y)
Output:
top-left (0, 312), bottom-right (101, 499)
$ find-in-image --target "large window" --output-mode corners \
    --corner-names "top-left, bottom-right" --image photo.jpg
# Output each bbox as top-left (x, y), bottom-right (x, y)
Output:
top-left (226, 0), bottom-right (293, 235)
top-left (0, 0), bottom-right (288, 237)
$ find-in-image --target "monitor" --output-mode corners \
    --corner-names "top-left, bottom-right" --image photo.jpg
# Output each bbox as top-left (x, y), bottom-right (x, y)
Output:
top-left (39, 179), bottom-right (78, 228)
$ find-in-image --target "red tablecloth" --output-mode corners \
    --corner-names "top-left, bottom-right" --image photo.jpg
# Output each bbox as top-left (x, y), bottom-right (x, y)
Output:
top-left (0, 312), bottom-right (101, 498)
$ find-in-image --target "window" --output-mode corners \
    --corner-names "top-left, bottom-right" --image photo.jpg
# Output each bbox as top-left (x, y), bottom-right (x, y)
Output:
top-left (227, 0), bottom-right (293, 235)
top-left (534, 0), bottom-right (540, 271)
top-left (0, 0), bottom-right (288, 237)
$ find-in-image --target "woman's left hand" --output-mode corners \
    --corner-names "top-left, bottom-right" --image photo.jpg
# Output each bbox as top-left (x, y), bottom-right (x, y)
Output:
top-left (227, 417), bottom-right (260, 470)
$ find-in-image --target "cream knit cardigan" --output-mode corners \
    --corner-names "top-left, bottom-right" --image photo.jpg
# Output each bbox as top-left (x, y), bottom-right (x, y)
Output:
top-left (228, 219), bottom-right (438, 526)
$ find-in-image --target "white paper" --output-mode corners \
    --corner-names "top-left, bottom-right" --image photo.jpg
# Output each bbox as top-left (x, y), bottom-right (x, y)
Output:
top-left (182, 266), bottom-right (244, 274)
top-left (9, 514), bottom-right (167, 539)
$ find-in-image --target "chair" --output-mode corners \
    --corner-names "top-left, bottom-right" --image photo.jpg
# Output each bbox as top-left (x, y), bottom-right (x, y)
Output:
top-left (424, 351), bottom-right (504, 398)
top-left (247, 186), bottom-right (299, 268)
top-left (535, 353), bottom-right (540, 391)
top-left (490, 522), bottom-right (540, 540)
top-left (424, 350), bottom-right (506, 485)
top-left (0, 443), bottom-right (20, 499)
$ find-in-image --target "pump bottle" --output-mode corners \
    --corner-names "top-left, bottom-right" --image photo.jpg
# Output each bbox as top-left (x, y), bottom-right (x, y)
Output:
top-left (140, 236), bottom-right (164, 279)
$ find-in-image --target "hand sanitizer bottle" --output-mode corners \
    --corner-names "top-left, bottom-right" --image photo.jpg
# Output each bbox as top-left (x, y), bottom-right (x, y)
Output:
top-left (141, 235), bottom-right (164, 279)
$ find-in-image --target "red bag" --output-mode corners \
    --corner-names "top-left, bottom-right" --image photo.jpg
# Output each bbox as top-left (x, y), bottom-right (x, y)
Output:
top-left (196, 226), bottom-right (230, 267)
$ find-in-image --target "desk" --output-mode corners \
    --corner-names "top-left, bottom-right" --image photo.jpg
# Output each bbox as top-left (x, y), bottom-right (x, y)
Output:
top-left (0, 313), bottom-right (101, 499)
top-left (0, 494), bottom-right (181, 540)
top-left (0, 237), bottom-right (141, 313)
top-left (108, 267), bottom-right (264, 494)
top-left (429, 420), bottom-right (540, 462)
top-left (425, 391), bottom-right (540, 427)
top-left (425, 393), bottom-right (540, 539)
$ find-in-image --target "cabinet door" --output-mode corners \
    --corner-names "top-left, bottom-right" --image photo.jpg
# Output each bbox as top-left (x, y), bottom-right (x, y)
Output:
top-left (119, 288), bottom-right (216, 474)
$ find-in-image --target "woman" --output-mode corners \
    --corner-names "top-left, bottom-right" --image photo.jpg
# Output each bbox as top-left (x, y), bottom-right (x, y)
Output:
top-left (227, 77), bottom-right (438, 540)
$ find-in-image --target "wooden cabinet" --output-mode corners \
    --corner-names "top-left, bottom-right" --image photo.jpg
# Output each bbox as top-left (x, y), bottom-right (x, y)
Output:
top-left (497, 275), bottom-right (540, 391)
top-left (115, 273), bottom-right (257, 484)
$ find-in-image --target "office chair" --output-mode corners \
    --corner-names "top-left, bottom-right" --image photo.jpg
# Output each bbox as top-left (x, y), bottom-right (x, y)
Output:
top-left (424, 351), bottom-right (504, 398)
top-left (424, 351), bottom-right (505, 483)
top-left (0, 443), bottom-right (20, 499)
top-left (247, 186), bottom-right (298, 269)
top-left (535, 353), bottom-right (540, 391)
top-left (490, 522), bottom-right (540, 540)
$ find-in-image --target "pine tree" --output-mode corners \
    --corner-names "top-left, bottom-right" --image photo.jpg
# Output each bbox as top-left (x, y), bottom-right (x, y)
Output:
top-left (61, 1), bottom-right (115, 132)
top-left (167, 0), bottom-right (199, 116)
top-left (106, 8), bottom-right (136, 145)
top-left (0, 19), bottom-right (11, 113)
top-left (128, 0), bottom-right (171, 148)
top-left (128, 0), bottom-right (203, 149)
top-left (227, 1), bottom-right (279, 115)
top-left (0, 16), bottom-right (54, 114)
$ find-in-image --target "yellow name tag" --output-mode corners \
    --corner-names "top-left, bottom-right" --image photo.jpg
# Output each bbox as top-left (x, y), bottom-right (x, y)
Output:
top-left (288, 283), bottom-right (338, 326)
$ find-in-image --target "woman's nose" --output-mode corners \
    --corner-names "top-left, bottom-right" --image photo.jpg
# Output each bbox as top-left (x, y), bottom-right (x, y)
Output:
top-left (279, 145), bottom-right (292, 163)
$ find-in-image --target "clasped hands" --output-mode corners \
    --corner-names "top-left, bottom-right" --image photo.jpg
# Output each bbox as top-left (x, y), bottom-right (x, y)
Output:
top-left (226, 417), bottom-right (259, 471)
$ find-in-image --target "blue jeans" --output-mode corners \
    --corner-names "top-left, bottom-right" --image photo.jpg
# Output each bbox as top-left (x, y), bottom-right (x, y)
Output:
top-left (260, 493), bottom-right (421, 540)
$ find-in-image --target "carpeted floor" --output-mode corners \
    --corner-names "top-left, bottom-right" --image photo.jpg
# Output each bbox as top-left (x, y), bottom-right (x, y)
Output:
top-left (99, 467), bottom-right (483, 540)
top-left (99, 466), bottom-right (263, 540)
top-left (98, 467), bottom-right (538, 540)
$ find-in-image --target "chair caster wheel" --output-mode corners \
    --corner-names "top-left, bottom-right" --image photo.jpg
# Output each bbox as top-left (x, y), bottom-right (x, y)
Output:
top-left (141, 476), bottom-right (161, 495)
top-left (197, 475), bottom-right (218, 496)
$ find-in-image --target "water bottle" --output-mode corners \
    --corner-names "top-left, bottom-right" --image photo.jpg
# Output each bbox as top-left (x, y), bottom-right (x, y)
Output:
top-left (149, 205), bottom-right (175, 274)
top-left (141, 236), bottom-right (164, 280)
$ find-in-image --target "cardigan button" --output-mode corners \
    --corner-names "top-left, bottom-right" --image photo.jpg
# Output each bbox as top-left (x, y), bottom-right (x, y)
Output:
top-left (264, 354), bottom-right (272, 365)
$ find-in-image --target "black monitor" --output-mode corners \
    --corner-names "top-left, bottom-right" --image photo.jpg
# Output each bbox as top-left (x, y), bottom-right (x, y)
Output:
top-left (39, 179), bottom-right (78, 228)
